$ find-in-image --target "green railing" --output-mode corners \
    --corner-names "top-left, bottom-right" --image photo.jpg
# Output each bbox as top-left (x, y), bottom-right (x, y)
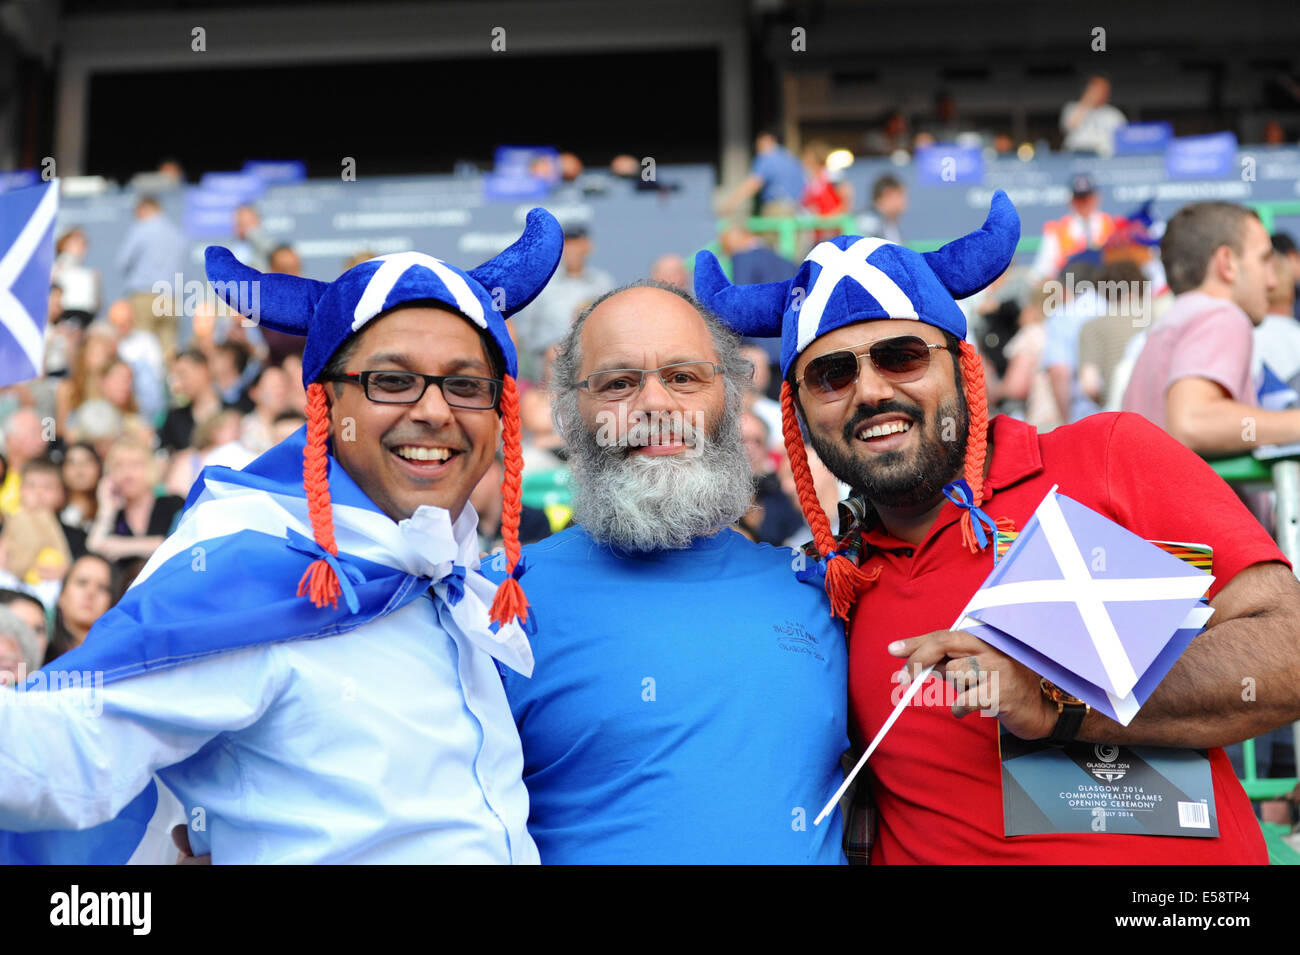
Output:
top-left (1248, 200), bottom-right (1300, 235)
top-left (1209, 454), bottom-right (1300, 863)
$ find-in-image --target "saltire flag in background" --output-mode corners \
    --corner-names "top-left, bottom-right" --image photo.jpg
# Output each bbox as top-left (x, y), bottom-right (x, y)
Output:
top-left (817, 485), bottom-right (1214, 825)
top-left (0, 180), bottom-right (58, 387)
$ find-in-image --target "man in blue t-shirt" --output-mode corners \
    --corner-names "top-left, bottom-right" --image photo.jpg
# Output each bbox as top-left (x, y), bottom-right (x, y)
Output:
top-left (721, 131), bottom-right (809, 218)
top-left (492, 281), bottom-right (848, 864)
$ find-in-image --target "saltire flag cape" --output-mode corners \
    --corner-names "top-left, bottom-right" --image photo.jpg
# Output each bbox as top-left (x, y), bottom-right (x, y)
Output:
top-left (0, 427), bottom-right (530, 863)
top-left (817, 485), bottom-right (1214, 825)
top-left (0, 180), bottom-right (58, 386)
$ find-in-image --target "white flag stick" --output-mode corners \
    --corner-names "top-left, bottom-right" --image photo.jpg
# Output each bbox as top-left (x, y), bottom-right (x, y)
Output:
top-left (813, 663), bottom-right (933, 826)
top-left (814, 485), bottom-right (1062, 827)
top-left (815, 604), bottom-right (993, 827)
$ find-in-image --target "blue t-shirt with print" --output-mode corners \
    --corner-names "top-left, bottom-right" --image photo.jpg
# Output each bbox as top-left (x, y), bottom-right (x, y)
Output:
top-left (494, 525), bottom-right (848, 864)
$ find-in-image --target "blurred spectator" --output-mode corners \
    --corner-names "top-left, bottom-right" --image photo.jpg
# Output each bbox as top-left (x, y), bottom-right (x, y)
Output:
top-left (517, 223), bottom-right (613, 382)
top-left (270, 410), bottom-right (307, 446)
top-left (100, 360), bottom-right (148, 438)
top-left (0, 408), bottom-right (48, 515)
top-left (59, 442), bottom-right (102, 532)
top-left (997, 284), bottom-right (1062, 432)
top-left (55, 321), bottom-right (118, 433)
top-left (649, 254), bottom-right (689, 290)
top-left (721, 130), bottom-right (808, 217)
top-left (469, 454), bottom-right (552, 555)
top-left (519, 344), bottom-right (566, 470)
top-left (231, 203), bottom-right (275, 271)
top-left (739, 343), bottom-right (782, 436)
top-left (1044, 256), bottom-right (1105, 423)
top-left (0, 605), bottom-right (39, 686)
top-left (261, 244), bottom-right (309, 365)
top-left (1061, 75), bottom-right (1127, 158)
top-left (117, 195), bottom-right (186, 358)
top-left (87, 437), bottom-right (184, 569)
top-left (1261, 120), bottom-right (1287, 146)
top-left (51, 228), bottom-right (99, 328)
top-left (918, 90), bottom-right (980, 145)
top-left (861, 110), bottom-right (911, 157)
top-left (736, 411), bottom-right (804, 546)
top-left (64, 400), bottom-right (126, 462)
top-left (241, 364), bottom-right (293, 455)
top-left (1252, 249), bottom-right (1300, 382)
top-left (166, 409), bottom-right (257, 498)
top-left (281, 353), bottom-right (307, 415)
top-left (212, 340), bottom-right (257, 413)
top-left (45, 553), bottom-right (115, 666)
top-left (1271, 232), bottom-right (1300, 320)
top-left (801, 141), bottom-right (852, 219)
top-left (1078, 261), bottom-right (1150, 410)
top-left (720, 224), bottom-right (799, 374)
top-left (0, 459), bottom-right (74, 594)
top-left (159, 349), bottom-right (222, 453)
top-left (0, 589), bottom-right (48, 666)
top-left (1123, 202), bottom-right (1294, 455)
top-left (1030, 174), bottom-right (1116, 283)
top-left (106, 297), bottom-right (167, 421)
top-left (859, 175), bottom-right (908, 244)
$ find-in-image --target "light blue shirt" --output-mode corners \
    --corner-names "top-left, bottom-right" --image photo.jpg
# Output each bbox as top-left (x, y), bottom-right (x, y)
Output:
top-left (117, 213), bottom-right (186, 293)
top-left (0, 508), bottom-right (539, 864)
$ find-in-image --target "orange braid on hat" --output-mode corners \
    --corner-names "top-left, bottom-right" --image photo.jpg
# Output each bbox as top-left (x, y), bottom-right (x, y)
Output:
top-left (488, 375), bottom-right (531, 630)
top-left (955, 340), bottom-right (1015, 552)
top-left (780, 381), bottom-right (880, 622)
top-left (298, 381), bottom-right (344, 609)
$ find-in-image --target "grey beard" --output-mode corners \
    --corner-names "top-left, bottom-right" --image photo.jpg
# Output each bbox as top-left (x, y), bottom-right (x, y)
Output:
top-left (567, 401), bottom-right (755, 552)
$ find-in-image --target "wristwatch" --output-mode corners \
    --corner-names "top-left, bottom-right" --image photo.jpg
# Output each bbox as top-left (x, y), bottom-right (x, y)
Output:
top-left (1041, 678), bottom-right (1090, 745)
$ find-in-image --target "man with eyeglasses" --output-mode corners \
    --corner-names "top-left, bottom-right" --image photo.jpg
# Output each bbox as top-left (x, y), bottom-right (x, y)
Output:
top-left (698, 191), bottom-right (1300, 864)
top-left (0, 211), bottom-right (564, 864)
top-left (489, 280), bottom-right (850, 864)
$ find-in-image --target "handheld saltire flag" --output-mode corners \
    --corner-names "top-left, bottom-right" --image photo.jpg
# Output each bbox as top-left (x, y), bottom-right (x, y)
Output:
top-left (959, 485), bottom-right (1213, 724)
top-left (0, 425), bottom-right (529, 863)
top-left (815, 484), bottom-right (1215, 828)
top-left (0, 180), bottom-right (58, 386)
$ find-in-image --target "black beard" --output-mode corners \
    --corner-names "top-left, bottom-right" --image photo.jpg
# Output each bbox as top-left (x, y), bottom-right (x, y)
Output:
top-left (806, 393), bottom-right (969, 511)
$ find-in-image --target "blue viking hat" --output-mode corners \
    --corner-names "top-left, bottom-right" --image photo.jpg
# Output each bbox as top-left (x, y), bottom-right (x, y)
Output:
top-left (694, 190), bottom-right (1020, 379)
top-left (201, 207), bottom-right (563, 631)
top-left (693, 191), bottom-right (1022, 619)
top-left (204, 206), bottom-right (564, 385)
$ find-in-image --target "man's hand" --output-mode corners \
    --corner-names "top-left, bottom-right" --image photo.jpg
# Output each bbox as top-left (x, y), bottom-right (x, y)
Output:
top-left (889, 629), bottom-right (1059, 741)
top-left (171, 824), bottom-right (212, 865)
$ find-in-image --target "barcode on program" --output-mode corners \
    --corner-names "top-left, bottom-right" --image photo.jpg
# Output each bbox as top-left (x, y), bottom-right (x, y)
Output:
top-left (1178, 801), bottom-right (1210, 828)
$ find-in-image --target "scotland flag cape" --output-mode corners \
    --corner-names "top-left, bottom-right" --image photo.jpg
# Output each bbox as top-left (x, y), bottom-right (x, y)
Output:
top-left (0, 428), bottom-right (530, 863)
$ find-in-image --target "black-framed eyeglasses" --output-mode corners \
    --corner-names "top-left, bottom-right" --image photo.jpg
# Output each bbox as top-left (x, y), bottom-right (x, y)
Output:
top-left (576, 360), bottom-right (721, 402)
top-left (795, 335), bottom-right (946, 403)
top-left (325, 370), bottom-right (502, 410)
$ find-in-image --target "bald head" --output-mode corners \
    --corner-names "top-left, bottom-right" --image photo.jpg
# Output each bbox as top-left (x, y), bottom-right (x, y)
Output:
top-left (3, 409), bottom-right (46, 467)
top-left (649, 254), bottom-right (688, 290)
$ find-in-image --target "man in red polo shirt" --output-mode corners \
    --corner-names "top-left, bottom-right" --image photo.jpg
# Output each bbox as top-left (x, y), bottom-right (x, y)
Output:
top-left (697, 190), bottom-right (1300, 864)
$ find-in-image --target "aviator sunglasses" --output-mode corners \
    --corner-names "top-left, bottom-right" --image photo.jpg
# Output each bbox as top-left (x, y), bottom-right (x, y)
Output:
top-left (795, 335), bottom-right (946, 403)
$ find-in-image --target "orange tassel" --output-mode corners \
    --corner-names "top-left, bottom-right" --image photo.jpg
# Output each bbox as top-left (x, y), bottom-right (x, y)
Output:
top-left (781, 381), bottom-right (877, 620)
top-left (297, 558), bottom-right (342, 610)
top-left (491, 376), bottom-right (531, 629)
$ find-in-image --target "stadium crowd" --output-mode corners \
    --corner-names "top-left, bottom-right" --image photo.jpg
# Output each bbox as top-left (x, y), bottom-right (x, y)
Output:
top-left (1, 132), bottom-right (1299, 804)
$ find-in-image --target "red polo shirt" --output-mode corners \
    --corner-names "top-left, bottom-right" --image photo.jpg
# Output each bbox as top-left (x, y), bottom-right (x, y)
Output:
top-left (849, 412), bottom-right (1286, 864)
